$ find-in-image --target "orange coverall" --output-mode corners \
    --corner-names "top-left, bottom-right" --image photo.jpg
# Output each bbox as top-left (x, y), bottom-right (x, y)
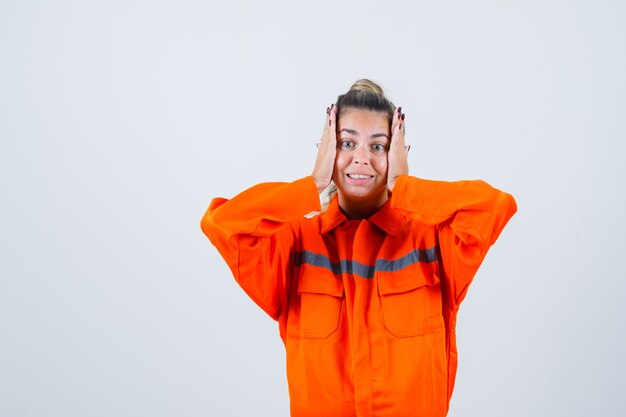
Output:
top-left (201, 174), bottom-right (516, 417)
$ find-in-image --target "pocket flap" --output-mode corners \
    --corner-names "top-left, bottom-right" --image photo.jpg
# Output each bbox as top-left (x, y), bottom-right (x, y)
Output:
top-left (378, 270), bottom-right (439, 296)
top-left (298, 267), bottom-right (344, 297)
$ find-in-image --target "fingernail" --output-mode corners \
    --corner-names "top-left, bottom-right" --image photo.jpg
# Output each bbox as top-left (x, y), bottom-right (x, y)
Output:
top-left (398, 107), bottom-right (402, 114)
top-left (331, 103), bottom-right (334, 110)
top-left (401, 113), bottom-right (405, 121)
top-left (327, 107), bottom-right (330, 115)
top-left (405, 145), bottom-right (411, 152)
top-left (329, 119), bottom-right (331, 126)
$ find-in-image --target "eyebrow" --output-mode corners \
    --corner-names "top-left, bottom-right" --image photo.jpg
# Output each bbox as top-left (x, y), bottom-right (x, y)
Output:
top-left (339, 128), bottom-right (390, 140)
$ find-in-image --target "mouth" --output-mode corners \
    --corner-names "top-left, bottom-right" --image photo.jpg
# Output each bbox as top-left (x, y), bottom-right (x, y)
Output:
top-left (346, 173), bottom-right (374, 180)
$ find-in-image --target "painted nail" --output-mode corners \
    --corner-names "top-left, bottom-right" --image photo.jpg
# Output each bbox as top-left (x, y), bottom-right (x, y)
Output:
top-left (327, 107), bottom-right (330, 115)
top-left (405, 145), bottom-right (411, 152)
top-left (331, 103), bottom-right (334, 110)
top-left (398, 107), bottom-right (402, 114)
top-left (401, 113), bottom-right (405, 121)
top-left (329, 119), bottom-right (331, 126)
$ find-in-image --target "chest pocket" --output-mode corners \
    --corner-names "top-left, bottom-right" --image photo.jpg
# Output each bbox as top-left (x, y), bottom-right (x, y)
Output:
top-left (297, 270), bottom-right (344, 339)
top-left (378, 270), bottom-right (444, 338)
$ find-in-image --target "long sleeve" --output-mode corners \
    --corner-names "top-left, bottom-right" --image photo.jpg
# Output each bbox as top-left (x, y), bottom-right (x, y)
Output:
top-left (390, 174), bottom-right (517, 307)
top-left (200, 177), bottom-right (321, 320)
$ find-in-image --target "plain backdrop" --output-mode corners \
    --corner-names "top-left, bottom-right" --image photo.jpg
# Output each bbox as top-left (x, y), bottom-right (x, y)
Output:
top-left (1, 1), bottom-right (625, 416)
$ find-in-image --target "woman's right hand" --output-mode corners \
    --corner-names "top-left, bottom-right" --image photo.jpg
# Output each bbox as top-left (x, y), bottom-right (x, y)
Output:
top-left (311, 104), bottom-right (338, 193)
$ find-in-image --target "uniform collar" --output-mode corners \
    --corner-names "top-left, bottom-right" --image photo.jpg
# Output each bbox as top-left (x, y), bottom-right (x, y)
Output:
top-left (321, 195), bottom-right (402, 236)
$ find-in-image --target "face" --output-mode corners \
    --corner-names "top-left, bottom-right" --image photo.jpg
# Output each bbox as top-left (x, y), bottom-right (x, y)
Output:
top-left (333, 108), bottom-right (391, 215)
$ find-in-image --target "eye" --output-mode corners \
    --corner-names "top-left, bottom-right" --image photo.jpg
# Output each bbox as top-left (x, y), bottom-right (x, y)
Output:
top-left (371, 143), bottom-right (386, 152)
top-left (340, 140), bottom-right (355, 149)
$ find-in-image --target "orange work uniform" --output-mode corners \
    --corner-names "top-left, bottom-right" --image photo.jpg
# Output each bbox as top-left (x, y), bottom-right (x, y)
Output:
top-left (201, 174), bottom-right (516, 417)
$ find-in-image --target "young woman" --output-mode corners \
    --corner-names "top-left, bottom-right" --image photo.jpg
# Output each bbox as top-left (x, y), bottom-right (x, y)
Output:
top-left (201, 79), bottom-right (517, 417)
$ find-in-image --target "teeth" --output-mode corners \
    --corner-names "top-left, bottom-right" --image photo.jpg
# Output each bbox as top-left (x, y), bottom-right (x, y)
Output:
top-left (348, 174), bottom-right (371, 179)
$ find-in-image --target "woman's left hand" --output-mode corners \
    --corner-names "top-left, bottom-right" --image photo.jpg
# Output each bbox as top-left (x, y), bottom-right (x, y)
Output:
top-left (387, 107), bottom-right (409, 192)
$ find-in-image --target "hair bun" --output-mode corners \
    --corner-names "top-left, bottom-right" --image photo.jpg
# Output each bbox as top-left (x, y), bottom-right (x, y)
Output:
top-left (336, 78), bottom-right (395, 121)
top-left (349, 79), bottom-right (384, 95)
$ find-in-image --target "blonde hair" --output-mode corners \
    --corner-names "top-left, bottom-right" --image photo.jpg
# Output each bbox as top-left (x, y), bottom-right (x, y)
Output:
top-left (336, 79), bottom-right (396, 125)
top-left (350, 79), bottom-right (385, 94)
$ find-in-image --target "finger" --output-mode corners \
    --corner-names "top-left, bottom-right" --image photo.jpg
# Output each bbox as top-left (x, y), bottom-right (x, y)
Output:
top-left (391, 112), bottom-right (405, 146)
top-left (397, 112), bottom-right (406, 139)
top-left (393, 108), bottom-right (406, 136)
top-left (321, 104), bottom-right (338, 147)
top-left (391, 106), bottom-right (401, 132)
top-left (328, 103), bottom-right (337, 127)
top-left (398, 110), bottom-right (405, 131)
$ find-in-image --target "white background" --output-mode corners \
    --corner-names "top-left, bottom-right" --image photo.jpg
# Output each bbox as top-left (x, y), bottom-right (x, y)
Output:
top-left (1, 1), bottom-right (625, 416)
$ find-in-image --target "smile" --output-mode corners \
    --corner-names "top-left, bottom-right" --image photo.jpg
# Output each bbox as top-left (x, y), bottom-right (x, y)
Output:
top-left (347, 174), bottom-right (374, 179)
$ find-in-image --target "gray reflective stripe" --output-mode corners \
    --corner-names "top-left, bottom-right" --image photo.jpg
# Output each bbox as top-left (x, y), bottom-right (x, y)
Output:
top-left (375, 247), bottom-right (437, 272)
top-left (295, 248), bottom-right (437, 279)
top-left (342, 259), bottom-right (376, 279)
top-left (295, 251), bottom-right (342, 274)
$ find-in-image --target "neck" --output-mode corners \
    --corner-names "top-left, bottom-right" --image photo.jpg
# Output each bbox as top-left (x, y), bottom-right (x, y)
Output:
top-left (337, 192), bottom-right (388, 220)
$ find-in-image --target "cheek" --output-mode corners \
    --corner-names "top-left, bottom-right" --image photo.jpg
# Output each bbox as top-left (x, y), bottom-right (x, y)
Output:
top-left (333, 152), bottom-right (348, 171)
top-left (374, 155), bottom-right (388, 175)
top-left (331, 153), bottom-right (343, 182)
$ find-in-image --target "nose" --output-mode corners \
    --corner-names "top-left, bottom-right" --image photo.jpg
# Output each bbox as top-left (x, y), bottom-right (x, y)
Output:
top-left (352, 144), bottom-right (370, 165)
